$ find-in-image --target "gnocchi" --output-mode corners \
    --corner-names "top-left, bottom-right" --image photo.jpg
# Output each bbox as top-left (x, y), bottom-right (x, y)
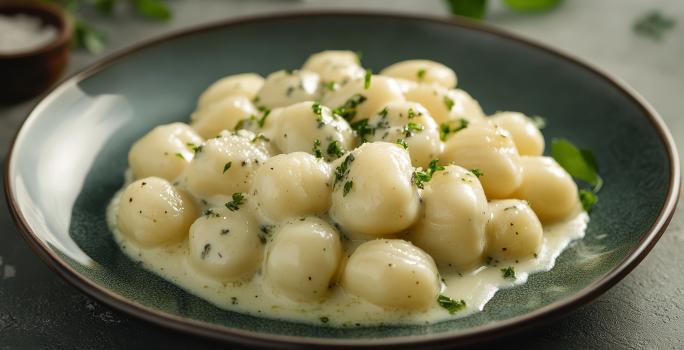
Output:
top-left (108, 51), bottom-right (590, 326)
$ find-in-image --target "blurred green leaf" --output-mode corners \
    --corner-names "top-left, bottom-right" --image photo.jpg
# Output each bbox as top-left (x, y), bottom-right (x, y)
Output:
top-left (94, 0), bottom-right (116, 15)
top-left (445, 0), bottom-right (487, 20)
top-left (74, 19), bottom-right (106, 53)
top-left (634, 11), bottom-right (676, 41)
top-left (133, 0), bottom-right (171, 21)
top-left (503, 0), bottom-right (561, 12)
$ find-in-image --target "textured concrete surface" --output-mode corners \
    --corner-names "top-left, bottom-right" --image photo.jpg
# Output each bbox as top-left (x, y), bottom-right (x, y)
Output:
top-left (1, 0), bottom-right (682, 348)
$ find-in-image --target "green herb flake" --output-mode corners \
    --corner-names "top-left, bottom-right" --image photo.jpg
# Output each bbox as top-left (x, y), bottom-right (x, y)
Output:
top-left (343, 181), bottom-right (353, 196)
top-left (324, 81), bottom-right (339, 92)
top-left (470, 168), bottom-right (484, 178)
top-left (320, 316), bottom-right (330, 323)
top-left (579, 189), bottom-right (598, 211)
top-left (225, 192), bottom-right (246, 211)
top-left (501, 266), bottom-right (516, 279)
top-left (413, 159), bottom-right (445, 189)
top-left (407, 108), bottom-right (420, 119)
top-left (312, 101), bottom-right (323, 116)
top-left (364, 69), bottom-right (372, 90)
top-left (350, 118), bottom-right (375, 141)
top-left (327, 140), bottom-right (344, 158)
top-left (396, 138), bottom-right (409, 149)
top-left (416, 68), bottom-right (426, 80)
top-left (404, 122), bottom-right (424, 137)
top-left (251, 133), bottom-right (270, 143)
top-left (437, 295), bottom-right (466, 314)
top-left (313, 139), bottom-right (323, 159)
top-left (443, 95), bottom-right (455, 111)
top-left (334, 154), bottom-right (355, 188)
top-left (633, 10), bottom-right (676, 41)
top-left (203, 209), bottom-right (220, 218)
top-left (257, 108), bottom-right (271, 128)
top-left (332, 94), bottom-right (367, 120)
top-left (223, 162), bottom-right (232, 173)
top-left (439, 118), bottom-right (469, 141)
top-left (175, 152), bottom-right (185, 160)
top-left (200, 243), bottom-right (211, 259)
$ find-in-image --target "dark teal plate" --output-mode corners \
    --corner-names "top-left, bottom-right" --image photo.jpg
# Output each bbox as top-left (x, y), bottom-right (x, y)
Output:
top-left (4, 12), bottom-right (679, 348)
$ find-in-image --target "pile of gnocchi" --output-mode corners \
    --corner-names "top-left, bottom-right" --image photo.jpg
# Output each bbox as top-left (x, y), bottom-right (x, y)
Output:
top-left (111, 50), bottom-right (584, 321)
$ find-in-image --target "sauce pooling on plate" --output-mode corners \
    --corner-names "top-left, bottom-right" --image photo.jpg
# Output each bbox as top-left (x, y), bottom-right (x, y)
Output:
top-left (107, 51), bottom-right (588, 326)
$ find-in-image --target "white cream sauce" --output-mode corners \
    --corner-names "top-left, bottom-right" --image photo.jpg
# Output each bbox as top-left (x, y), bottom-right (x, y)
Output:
top-left (106, 179), bottom-right (588, 327)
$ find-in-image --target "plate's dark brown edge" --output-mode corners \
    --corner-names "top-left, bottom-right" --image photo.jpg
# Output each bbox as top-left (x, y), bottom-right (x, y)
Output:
top-left (3, 10), bottom-right (680, 349)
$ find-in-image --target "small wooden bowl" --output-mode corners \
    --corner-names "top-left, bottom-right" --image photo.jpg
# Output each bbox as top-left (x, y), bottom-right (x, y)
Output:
top-left (0, 2), bottom-right (73, 104)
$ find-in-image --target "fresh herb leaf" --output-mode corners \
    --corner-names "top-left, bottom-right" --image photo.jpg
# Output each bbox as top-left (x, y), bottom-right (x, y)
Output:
top-left (133, 0), bottom-right (172, 21)
top-left (396, 138), bottom-right (409, 149)
top-left (437, 295), bottom-right (467, 314)
top-left (634, 10), bottom-right (676, 40)
top-left (350, 118), bottom-right (375, 141)
top-left (334, 154), bottom-right (355, 188)
top-left (416, 68), bottom-right (426, 80)
top-left (364, 69), bottom-right (372, 90)
top-left (579, 189), bottom-right (598, 211)
top-left (223, 162), bottom-right (232, 173)
top-left (313, 139), bottom-right (323, 159)
top-left (470, 168), bottom-right (484, 178)
top-left (332, 94), bottom-right (367, 120)
top-left (327, 140), bottom-right (344, 158)
top-left (443, 95), bottom-right (455, 111)
top-left (225, 192), bottom-right (245, 211)
top-left (407, 108), bottom-right (420, 119)
top-left (343, 181), bottom-right (353, 196)
top-left (501, 266), bottom-right (516, 279)
top-left (257, 108), bottom-right (271, 128)
top-left (529, 115), bottom-right (546, 129)
top-left (404, 122), bottom-right (424, 137)
top-left (551, 139), bottom-right (602, 191)
top-left (413, 159), bottom-right (445, 189)
top-left (175, 152), bottom-right (185, 160)
top-left (439, 118), bottom-right (469, 141)
top-left (74, 19), bottom-right (105, 54)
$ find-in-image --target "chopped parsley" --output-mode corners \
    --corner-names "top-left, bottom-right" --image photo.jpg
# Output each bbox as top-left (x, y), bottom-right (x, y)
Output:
top-left (413, 159), bottom-right (445, 189)
top-left (313, 139), bottom-right (323, 159)
top-left (364, 69), bottom-right (372, 89)
top-left (343, 181), bottom-right (353, 196)
top-left (324, 81), bottom-right (339, 92)
top-left (416, 68), bottom-right (426, 80)
top-left (251, 133), bottom-right (270, 143)
top-left (378, 106), bottom-right (389, 119)
top-left (350, 118), bottom-right (375, 141)
top-left (407, 108), bottom-right (420, 119)
top-left (200, 244), bottom-right (211, 259)
top-left (320, 316), bottom-right (329, 323)
top-left (257, 108), bottom-right (271, 128)
top-left (443, 95), bottom-right (455, 111)
top-left (175, 152), bottom-right (185, 160)
top-left (470, 168), bottom-right (484, 178)
top-left (225, 192), bottom-right (245, 211)
top-left (404, 122), bottom-right (424, 137)
top-left (187, 142), bottom-right (203, 154)
top-left (312, 101), bottom-right (323, 116)
top-left (203, 209), bottom-right (220, 218)
top-left (551, 138), bottom-right (602, 212)
top-left (333, 154), bottom-right (355, 188)
top-left (332, 94), bottom-right (367, 120)
top-left (501, 266), bottom-right (516, 279)
top-left (326, 140), bottom-right (344, 158)
top-left (439, 118), bottom-right (469, 141)
top-left (396, 138), bottom-right (409, 149)
top-left (437, 295), bottom-right (466, 314)
top-left (223, 162), bottom-right (232, 173)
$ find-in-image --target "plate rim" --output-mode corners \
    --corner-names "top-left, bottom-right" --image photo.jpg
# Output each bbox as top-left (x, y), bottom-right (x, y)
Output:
top-left (3, 10), bottom-right (681, 349)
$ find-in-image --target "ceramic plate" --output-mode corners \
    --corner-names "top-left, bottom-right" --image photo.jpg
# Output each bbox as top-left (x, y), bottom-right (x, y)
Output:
top-left (4, 12), bottom-right (679, 348)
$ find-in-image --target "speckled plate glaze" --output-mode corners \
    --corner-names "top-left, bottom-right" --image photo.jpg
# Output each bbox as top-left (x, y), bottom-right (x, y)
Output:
top-left (4, 12), bottom-right (680, 349)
